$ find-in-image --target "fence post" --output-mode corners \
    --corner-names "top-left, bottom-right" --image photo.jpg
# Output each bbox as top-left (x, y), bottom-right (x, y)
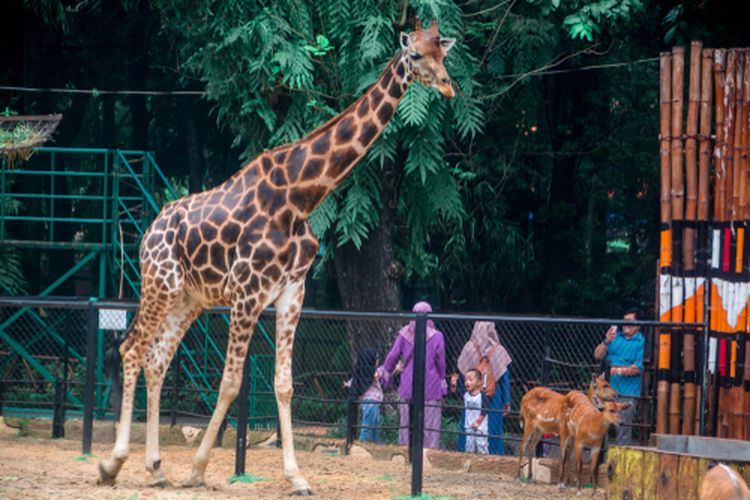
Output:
top-left (235, 349), bottom-right (251, 476)
top-left (52, 377), bottom-right (65, 438)
top-left (345, 400), bottom-right (356, 454)
top-left (82, 297), bottom-right (98, 454)
top-left (536, 324), bottom-right (551, 458)
top-left (410, 313), bottom-right (427, 497)
top-left (700, 311), bottom-right (710, 435)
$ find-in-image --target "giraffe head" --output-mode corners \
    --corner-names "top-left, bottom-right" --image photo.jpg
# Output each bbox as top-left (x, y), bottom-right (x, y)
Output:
top-left (400, 19), bottom-right (456, 98)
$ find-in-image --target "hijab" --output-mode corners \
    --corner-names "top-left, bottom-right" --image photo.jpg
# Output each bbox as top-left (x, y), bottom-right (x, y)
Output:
top-left (398, 301), bottom-right (439, 344)
top-left (457, 321), bottom-right (512, 378)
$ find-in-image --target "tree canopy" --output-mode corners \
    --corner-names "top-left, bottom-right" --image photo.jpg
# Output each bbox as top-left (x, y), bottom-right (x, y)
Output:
top-left (1, 0), bottom-right (748, 317)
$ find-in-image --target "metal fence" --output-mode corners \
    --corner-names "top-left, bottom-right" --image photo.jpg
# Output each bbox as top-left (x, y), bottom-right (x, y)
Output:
top-left (0, 297), bottom-right (701, 494)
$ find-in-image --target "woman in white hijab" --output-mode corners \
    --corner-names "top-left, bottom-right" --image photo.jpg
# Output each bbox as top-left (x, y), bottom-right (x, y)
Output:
top-left (454, 321), bottom-right (511, 454)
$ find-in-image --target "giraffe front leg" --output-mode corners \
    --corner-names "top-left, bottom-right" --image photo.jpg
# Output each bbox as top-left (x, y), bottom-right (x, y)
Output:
top-left (182, 302), bottom-right (259, 488)
top-left (275, 282), bottom-right (312, 496)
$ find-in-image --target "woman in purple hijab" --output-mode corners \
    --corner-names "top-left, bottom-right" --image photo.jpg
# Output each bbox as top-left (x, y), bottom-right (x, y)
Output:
top-left (383, 301), bottom-right (447, 449)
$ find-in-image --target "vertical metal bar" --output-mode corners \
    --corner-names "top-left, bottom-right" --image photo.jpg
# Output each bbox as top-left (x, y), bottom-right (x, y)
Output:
top-left (410, 313), bottom-right (427, 497)
top-left (0, 156), bottom-right (6, 239)
top-left (95, 290), bottom-right (104, 417)
top-left (345, 400), bottom-right (356, 454)
top-left (50, 152), bottom-right (55, 241)
top-left (537, 325), bottom-right (551, 457)
top-left (235, 349), bottom-right (252, 476)
top-left (82, 298), bottom-right (98, 454)
top-left (700, 288), bottom-right (711, 435)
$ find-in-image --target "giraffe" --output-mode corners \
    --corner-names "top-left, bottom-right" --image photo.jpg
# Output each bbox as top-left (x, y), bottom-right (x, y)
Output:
top-left (97, 19), bottom-right (456, 495)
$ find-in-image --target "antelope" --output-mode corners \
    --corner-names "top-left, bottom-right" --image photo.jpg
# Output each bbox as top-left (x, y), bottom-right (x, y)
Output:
top-left (516, 374), bottom-right (617, 485)
top-left (563, 392), bottom-right (631, 495)
top-left (699, 463), bottom-right (750, 500)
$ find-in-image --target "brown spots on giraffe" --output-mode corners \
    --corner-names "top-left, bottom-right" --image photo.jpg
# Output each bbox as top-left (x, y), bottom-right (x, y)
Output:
top-left (154, 217), bottom-right (168, 232)
top-left (238, 215), bottom-right (267, 248)
top-left (256, 180), bottom-right (286, 214)
top-left (388, 80), bottom-right (403, 99)
top-left (335, 116), bottom-right (356, 144)
top-left (186, 227), bottom-right (201, 257)
top-left (165, 231), bottom-right (175, 245)
top-left (274, 149), bottom-right (288, 164)
top-left (299, 239), bottom-right (319, 264)
top-left (358, 121), bottom-right (378, 147)
top-left (210, 243), bottom-right (226, 271)
top-left (265, 265), bottom-right (281, 282)
top-left (202, 266), bottom-right (223, 284)
top-left (261, 156), bottom-right (273, 175)
top-left (199, 222), bottom-right (218, 242)
top-left (377, 102), bottom-right (394, 125)
top-left (278, 242), bottom-right (297, 268)
top-left (269, 167), bottom-right (288, 187)
top-left (233, 261), bottom-right (251, 283)
top-left (208, 206), bottom-right (229, 226)
top-left (233, 196), bottom-right (257, 221)
top-left (327, 147), bottom-right (359, 178)
top-left (301, 158), bottom-right (324, 181)
top-left (357, 96), bottom-right (369, 118)
top-left (208, 190), bottom-right (223, 206)
top-left (381, 69), bottom-right (393, 90)
top-left (287, 145), bottom-right (307, 183)
top-left (187, 208), bottom-right (202, 226)
top-left (311, 130), bottom-right (331, 155)
top-left (193, 244), bottom-right (209, 267)
top-left (396, 61), bottom-right (406, 78)
top-left (220, 222), bottom-right (241, 245)
top-left (251, 243), bottom-right (274, 268)
top-left (266, 224), bottom-right (287, 248)
top-left (289, 186), bottom-right (327, 213)
top-left (370, 88), bottom-right (383, 109)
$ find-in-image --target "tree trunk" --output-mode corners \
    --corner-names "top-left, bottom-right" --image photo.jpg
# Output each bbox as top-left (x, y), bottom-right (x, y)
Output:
top-left (334, 160), bottom-right (402, 357)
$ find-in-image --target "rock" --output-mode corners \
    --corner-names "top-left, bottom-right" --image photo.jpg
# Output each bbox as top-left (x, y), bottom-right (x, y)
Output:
top-left (390, 454), bottom-right (406, 465)
top-left (348, 444), bottom-right (372, 459)
top-left (181, 425), bottom-right (202, 445)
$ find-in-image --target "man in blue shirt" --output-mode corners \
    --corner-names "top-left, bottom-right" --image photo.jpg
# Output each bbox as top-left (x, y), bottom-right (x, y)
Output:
top-left (593, 307), bottom-right (644, 445)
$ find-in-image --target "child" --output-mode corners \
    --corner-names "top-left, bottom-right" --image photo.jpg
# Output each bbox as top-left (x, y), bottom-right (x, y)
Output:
top-left (450, 368), bottom-right (490, 454)
top-left (346, 347), bottom-right (389, 443)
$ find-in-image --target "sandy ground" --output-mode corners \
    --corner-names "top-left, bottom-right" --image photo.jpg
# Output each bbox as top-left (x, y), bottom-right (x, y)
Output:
top-left (0, 433), bottom-right (590, 499)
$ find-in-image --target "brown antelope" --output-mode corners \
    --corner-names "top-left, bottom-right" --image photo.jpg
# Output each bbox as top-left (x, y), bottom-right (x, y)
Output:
top-left (516, 374), bottom-right (617, 486)
top-left (563, 392), bottom-right (631, 495)
top-left (699, 463), bottom-right (750, 500)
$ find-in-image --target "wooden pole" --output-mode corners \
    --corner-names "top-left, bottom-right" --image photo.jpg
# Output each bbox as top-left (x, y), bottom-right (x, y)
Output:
top-left (682, 41), bottom-right (702, 436)
top-left (709, 48), bottom-right (726, 437)
top-left (657, 51), bottom-right (673, 435)
top-left (695, 47), bottom-right (714, 435)
top-left (669, 46), bottom-right (685, 435)
top-left (742, 49), bottom-right (750, 441)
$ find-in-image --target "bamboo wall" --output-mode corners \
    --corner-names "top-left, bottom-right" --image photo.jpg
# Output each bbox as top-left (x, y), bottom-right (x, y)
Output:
top-left (658, 43), bottom-right (750, 439)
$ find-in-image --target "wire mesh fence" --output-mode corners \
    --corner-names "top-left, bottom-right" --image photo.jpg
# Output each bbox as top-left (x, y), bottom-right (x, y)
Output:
top-left (0, 298), bottom-right (696, 467)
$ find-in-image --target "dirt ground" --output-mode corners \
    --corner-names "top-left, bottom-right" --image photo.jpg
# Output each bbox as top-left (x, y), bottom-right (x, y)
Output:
top-left (0, 433), bottom-right (592, 499)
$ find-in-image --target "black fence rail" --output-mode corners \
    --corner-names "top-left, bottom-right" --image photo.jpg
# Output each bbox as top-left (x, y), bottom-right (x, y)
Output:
top-left (0, 297), bottom-right (701, 495)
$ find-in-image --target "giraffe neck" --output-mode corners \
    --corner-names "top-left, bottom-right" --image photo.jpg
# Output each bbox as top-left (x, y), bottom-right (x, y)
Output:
top-left (280, 51), bottom-right (414, 216)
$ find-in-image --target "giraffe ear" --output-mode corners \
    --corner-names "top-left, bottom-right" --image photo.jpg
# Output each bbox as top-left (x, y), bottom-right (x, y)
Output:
top-left (440, 37), bottom-right (455, 52)
top-left (400, 32), bottom-right (412, 50)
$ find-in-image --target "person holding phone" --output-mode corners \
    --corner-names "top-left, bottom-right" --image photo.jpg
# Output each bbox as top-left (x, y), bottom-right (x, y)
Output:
top-left (594, 307), bottom-right (644, 445)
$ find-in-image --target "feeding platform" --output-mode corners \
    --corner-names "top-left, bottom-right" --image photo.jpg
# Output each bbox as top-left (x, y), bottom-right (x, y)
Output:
top-left (607, 434), bottom-right (750, 499)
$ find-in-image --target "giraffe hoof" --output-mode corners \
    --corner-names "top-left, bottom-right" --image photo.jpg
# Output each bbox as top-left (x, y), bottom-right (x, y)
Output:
top-left (149, 477), bottom-right (173, 488)
top-left (97, 460), bottom-right (118, 486)
top-left (180, 475), bottom-right (206, 489)
top-left (290, 487), bottom-right (314, 496)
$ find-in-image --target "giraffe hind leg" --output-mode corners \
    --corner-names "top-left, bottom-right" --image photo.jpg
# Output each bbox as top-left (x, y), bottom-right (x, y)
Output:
top-left (143, 295), bottom-right (202, 487)
top-left (98, 286), bottom-right (178, 485)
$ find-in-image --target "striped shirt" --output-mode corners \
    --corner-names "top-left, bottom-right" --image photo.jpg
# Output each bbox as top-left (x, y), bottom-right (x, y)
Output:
top-left (606, 331), bottom-right (644, 397)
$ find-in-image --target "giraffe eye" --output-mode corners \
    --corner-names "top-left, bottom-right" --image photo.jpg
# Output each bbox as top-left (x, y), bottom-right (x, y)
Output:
top-left (410, 52), bottom-right (423, 60)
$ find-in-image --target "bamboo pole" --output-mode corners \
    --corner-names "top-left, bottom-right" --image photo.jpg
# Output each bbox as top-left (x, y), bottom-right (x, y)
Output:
top-left (657, 51), bottom-right (673, 435)
top-left (682, 41), bottom-right (702, 436)
top-left (743, 52), bottom-right (750, 438)
top-left (709, 48), bottom-right (726, 437)
top-left (669, 46), bottom-right (685, 435)
top-left (695, 47), bottom-right (714, 435)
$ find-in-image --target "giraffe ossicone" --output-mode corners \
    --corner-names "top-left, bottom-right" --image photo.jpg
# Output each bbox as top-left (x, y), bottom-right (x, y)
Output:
top-left (97, 18), bottom-right (456, 495)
